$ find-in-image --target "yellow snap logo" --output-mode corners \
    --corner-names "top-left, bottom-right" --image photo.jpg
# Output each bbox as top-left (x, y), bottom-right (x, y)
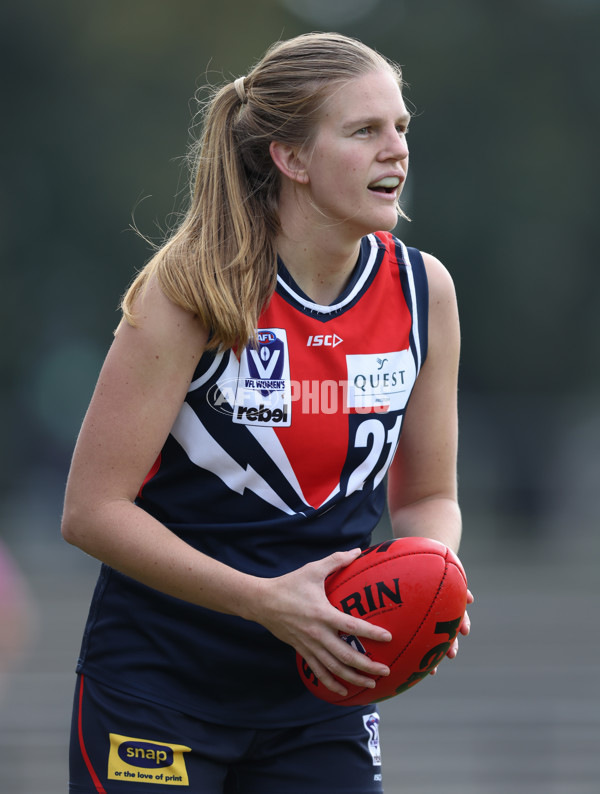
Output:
top-left (108, 733), bottom-right (191, 786)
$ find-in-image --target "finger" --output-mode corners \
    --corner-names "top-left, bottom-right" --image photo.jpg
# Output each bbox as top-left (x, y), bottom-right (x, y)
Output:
top-left (302, 653), bottom-right (349, 697)
top-left (459, 610), bottom-right (471, 636)
top-left (331, 636), bottom-right (391, 680)
top-left (324, 644), bottom-right (390, 689)
top-left (303, 645), bottom-right (384, 695)
top-left (305, 621), bottom-right (391, 683)
top-left (321, 548), bottom-right (362, 577)
top-left (446, 637), bottom-right (459, 659)
top-left (334, 610), bottom-right (393, 645)
top-left (466, 589), bottom-right (474, 604)
top-left (327, 657), bottom-right (381, 689)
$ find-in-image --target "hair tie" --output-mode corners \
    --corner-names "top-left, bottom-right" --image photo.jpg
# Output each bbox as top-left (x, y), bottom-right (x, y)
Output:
top-left (234, 76), bottom-right (248, 104)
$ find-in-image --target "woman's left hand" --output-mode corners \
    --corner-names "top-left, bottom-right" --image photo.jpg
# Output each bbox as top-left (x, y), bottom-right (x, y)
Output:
top-left (430, 588), bottom-right (473, 674)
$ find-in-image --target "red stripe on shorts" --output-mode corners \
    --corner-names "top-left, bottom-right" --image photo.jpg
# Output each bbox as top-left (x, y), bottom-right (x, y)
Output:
top-left (78, 675), bottom-right (107, 794)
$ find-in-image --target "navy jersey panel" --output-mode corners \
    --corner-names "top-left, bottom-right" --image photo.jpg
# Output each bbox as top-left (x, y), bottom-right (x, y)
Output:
top-left (76, 232), bottom-right (429, 727)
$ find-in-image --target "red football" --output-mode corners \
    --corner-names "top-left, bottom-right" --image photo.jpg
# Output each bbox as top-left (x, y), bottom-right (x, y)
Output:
top-left (296, 536), bottom-right (468, 706)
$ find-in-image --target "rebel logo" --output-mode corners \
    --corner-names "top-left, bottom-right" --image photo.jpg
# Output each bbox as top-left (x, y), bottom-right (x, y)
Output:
top-left (118, 740), bottom-right (174, 769)
top-left (235, 403), bottom-right (288, 424)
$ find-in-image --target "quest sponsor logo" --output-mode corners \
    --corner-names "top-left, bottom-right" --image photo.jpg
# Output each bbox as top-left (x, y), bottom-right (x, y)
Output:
top-left (346, 350), bottom-right (415, 412)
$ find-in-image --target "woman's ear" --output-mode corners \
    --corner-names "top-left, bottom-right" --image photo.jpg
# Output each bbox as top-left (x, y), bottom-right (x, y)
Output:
top-left (269, 141), bottom-right (309, 184)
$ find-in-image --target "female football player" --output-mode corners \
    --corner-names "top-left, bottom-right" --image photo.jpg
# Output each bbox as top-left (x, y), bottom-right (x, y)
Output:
top-left (62, 32), bottom-right (472, 793)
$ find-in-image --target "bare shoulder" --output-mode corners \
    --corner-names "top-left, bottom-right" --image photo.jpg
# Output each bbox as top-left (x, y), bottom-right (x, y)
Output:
top-left (412, 251), bottom-right (460, 373)
top-left (420, 251), bottom-right (459, 337)
top-left (65, 276), bottom-right (210, 506)
top-left (420, 251), bottom-right (458, 306)
top-left (115, 273), bottom-right (208, 363)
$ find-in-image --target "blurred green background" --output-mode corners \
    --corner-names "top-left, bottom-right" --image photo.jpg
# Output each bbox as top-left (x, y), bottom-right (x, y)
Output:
top-left (3, 0), bottom-right (599, 548)
top-left (1, 1), bottom-right (599, 792)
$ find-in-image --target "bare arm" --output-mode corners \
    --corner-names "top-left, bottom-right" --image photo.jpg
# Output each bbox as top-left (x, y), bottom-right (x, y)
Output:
top-left (388, 252), bottom-right (462, 551)
top-left (62, 276), bottom-right (252, 612)
top-left (388, 253), bottom-right (472, 659)
top-left (62, 277), bottom-right (390, 695)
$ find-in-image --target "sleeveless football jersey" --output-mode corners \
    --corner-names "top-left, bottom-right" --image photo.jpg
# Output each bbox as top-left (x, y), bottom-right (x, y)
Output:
top-left (76, 232), bottom-right (429, 727)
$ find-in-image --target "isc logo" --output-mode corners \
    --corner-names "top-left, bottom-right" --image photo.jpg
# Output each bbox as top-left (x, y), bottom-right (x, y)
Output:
top-left (306, 334), bottom-right (343, 348)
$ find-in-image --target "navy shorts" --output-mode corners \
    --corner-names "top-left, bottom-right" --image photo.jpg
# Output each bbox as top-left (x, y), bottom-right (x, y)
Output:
top-left (70, 675), bottom-right (385, 793)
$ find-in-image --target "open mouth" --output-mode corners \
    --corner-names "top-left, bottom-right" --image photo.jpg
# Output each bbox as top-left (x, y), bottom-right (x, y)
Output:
top-left (368, 176), bottom-right (400, 195)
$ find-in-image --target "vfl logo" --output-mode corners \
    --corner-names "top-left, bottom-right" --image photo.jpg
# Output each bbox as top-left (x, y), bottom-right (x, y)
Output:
top-left (306, 334), bottom-right (343, 348)
top-left (247, 332), bottom-right (285, 395)
top-left (363, 713), bottom-right (382, 766)
top-left (108, 733), bottom-right (191, 786)
top-left (233, 328), bottom-right (292, 427)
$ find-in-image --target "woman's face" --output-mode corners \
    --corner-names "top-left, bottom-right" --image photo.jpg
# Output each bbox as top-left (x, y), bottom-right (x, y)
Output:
top-left (303, 69), bottom-right (410, 239)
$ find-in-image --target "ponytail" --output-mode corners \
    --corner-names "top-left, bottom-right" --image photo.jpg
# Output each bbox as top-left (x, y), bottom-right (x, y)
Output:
top-left (122, 81), bottom-right (278, 350)
top-left (122, 33), bottom-right (405, 351)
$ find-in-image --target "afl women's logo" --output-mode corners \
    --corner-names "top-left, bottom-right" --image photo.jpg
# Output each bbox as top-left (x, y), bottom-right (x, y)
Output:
top-left (233, 328), bottom-right (292, 427)
top-left (246, 335), bottom-right (285, 389)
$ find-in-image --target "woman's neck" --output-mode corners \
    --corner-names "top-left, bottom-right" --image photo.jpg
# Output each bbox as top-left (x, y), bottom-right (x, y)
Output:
top-left (275, 230), bottom-right (361, 306)
top-left (274, 176), bottom-right (366, 304)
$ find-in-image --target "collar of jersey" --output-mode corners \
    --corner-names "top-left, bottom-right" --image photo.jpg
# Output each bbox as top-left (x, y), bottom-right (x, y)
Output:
top-left (275, 234), bottom-right (380, 315)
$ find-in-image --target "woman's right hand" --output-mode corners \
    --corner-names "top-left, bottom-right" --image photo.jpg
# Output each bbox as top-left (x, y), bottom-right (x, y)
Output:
top-left (248, 549), bottom-right (393, 696)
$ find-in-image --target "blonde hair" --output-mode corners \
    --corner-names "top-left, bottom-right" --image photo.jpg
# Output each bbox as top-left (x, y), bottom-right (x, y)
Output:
top-left (122, 32), bottom-right (405, 351)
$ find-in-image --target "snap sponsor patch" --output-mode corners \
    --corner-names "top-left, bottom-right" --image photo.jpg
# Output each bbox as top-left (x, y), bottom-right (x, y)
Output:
top-left (233, 328), bottom-right (292, 426)
top-left (346, 350), bottom-right (415, 413)
top-left (108, 733), bottom-right (191, 786)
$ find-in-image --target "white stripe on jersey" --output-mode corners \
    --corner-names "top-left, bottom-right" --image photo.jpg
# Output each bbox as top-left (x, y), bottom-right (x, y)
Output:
top-left (276, 234), bottom-right (379, 314)
top-left (244, 422), bottom-right (311, 509)
top-left (399, 240), bottom-right (422, 373)
top-left (188, 350), bottom-right (225, 392)
top-left (171, 402), bottom-right (302, 516)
